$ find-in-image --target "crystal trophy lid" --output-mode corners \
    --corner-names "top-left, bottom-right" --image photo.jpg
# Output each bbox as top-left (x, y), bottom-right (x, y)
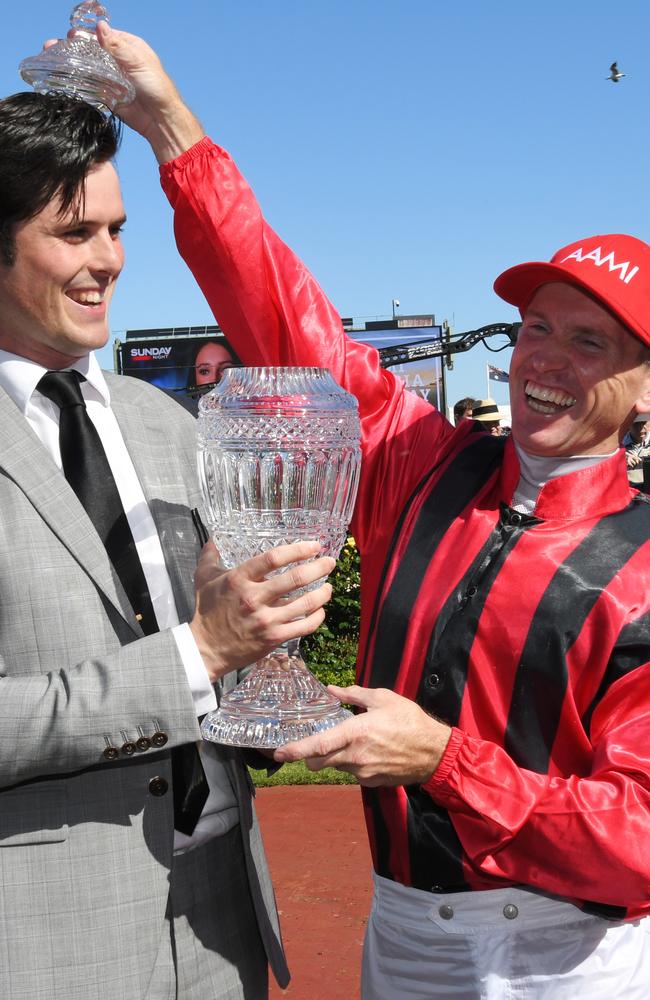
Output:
top-left (19, 2), bottom-right (135, 112)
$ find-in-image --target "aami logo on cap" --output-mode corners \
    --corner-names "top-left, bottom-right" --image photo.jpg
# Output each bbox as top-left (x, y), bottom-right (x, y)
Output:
top-left (560, 246), bottom-right (640, 285)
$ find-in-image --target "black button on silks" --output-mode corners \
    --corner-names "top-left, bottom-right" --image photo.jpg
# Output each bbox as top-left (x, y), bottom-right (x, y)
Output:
top-left (136, 736), bottom-right (151, 752)
top-left (103, 746), bottom-right (119, 761)
top-left (151, 731), bottom-right (169, 749)
top-left (148, 777), bottom-right (168, 797)
top-left (425, 673), bottom-right (442, 692)
top-left (121, 741), bottom-right (136, 756)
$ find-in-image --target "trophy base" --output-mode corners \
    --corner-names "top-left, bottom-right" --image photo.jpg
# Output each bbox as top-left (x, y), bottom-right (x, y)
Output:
top-left (200, 649), bottom-right (352, 748)
top-left (201, 702), bottom-right (352, 749)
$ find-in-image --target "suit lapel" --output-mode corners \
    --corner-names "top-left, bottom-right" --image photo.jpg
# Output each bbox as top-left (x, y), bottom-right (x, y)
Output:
top-left (0, 390), bottom-right (141, 635)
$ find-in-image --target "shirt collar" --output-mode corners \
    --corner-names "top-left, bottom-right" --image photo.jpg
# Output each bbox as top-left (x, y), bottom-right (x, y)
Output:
top-left (0, 348), bottom-right (111, 413)
top-left (500, 435), bottom-right (633, 519)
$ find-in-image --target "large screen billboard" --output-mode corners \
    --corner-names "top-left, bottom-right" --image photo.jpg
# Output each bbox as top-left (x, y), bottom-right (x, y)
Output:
top-left (115, 328), bottom-right (239, 408)
top-left (115, 316), bottom-right (444, 412)
top-left (349, 321), bottom-right (444, 411)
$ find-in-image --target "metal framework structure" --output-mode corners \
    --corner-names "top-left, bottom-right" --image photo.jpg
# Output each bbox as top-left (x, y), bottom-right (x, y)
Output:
top-left (113, 320), bottom-right (520, 409)
top-left (377, 322), bottom-right (520, 369)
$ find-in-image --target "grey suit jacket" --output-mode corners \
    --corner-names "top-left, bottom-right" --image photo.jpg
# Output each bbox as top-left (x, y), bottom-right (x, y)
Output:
top-left (0, 371), bottom-right (288, 997)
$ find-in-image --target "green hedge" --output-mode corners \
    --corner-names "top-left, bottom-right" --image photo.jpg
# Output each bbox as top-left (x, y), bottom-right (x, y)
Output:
top-left (250, 760), bottom-right (357, 786)
top-left (302, 536), bottom-right (360, 690)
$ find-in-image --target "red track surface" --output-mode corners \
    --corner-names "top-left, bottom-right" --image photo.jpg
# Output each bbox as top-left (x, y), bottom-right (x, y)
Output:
top-left (256, 785), bottom-right (373, 1000)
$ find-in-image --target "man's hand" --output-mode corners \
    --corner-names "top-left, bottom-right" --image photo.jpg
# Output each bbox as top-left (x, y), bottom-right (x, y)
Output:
top-left (274, 686), bottom-right (452, 786)
top-left (96, 21), bottom-right (205, 162)
top-left (627, 451), bottom-right (642, 468)
top-left (190, 540), bottom-right (335, 683)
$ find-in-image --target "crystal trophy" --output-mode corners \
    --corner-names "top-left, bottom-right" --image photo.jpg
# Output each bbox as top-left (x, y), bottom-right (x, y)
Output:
top-left (198, 367), bottom-right (362, 748)
top-left (19, 2), bottom-right (135, 112)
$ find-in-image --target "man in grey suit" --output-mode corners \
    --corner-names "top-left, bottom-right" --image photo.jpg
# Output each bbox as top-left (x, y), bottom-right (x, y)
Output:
top-left (0, 42), bottom-right (335, 1000)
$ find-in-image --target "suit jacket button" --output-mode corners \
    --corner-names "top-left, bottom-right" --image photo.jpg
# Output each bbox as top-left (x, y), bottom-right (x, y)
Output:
top-left (136, 736), bottom-right (152, 752)
top-left (151, 732), bottom-right (169, 748)
top-left (149, 777), bottom-right (169, 797)
top-left (121, 741), bottom-right (136, 756)
top-left (103, 746), bottom-right (119, 761)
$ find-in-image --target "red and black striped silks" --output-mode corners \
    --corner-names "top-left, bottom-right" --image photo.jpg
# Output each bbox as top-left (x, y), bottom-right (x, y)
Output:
top-left (356, 430), bottom-right (650, 920)
top-left (163, 139), bottom-right (650, 924)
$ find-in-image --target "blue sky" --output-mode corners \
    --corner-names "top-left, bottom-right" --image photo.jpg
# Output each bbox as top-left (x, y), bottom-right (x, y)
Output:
top-left (3, 1), bottom-right (648, 409)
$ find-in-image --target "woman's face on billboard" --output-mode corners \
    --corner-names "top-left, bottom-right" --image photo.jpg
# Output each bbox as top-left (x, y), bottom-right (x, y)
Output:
top-left (194, 342), bottom-right (234, 385)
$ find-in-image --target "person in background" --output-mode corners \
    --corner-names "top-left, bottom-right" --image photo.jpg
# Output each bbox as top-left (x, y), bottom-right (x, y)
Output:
top-left (623, 412), bottom-right (650, 491)
top-left (453, 395), bottom-right (479, 424)
top-left (471, 397), bottom-right (502, 435)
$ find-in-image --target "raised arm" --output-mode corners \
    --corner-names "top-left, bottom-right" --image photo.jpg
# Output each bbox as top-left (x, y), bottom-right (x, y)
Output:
top-left (97, 22), bottom-right (205, 163)
top-left (101, 25), bottom-right (456, 553)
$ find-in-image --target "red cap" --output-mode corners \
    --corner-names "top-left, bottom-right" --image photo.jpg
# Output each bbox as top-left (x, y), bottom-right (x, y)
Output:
top-left (494, 234), bottom-right (650, 347)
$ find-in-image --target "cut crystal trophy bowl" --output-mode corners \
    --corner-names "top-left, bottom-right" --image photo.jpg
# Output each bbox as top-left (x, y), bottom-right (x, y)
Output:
top-left (198, 366), bottom-right (361, 748)
top-left (19, 2), bottom-right (135, 112)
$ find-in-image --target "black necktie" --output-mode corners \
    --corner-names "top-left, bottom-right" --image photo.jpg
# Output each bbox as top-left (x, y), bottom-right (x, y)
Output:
top-left (37, 370), bottom-right (208, 836)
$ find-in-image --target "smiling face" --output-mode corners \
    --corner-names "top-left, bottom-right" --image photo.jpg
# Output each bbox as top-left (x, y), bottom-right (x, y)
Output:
top-left (0, 160), bottom-right (125, 369)
top-left (193, 342), bottom-right (235, 385)
top-left (509, 282), bottom-right (650, 457)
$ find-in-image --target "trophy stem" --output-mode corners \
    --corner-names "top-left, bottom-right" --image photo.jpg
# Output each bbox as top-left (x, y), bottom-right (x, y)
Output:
top-left (201, 638), bottom-right (352, 748)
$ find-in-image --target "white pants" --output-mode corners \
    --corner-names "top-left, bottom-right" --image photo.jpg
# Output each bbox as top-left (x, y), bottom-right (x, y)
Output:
top-left (362, 874), bottom-right (650, 999)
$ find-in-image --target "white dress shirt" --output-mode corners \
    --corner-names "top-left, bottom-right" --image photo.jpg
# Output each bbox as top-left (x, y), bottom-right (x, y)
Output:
top-left (0, 348), bottom-right (238, 851)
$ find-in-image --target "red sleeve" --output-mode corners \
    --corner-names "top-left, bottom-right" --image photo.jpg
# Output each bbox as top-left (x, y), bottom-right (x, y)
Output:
top-left (424, 664), bottom-right (650, 909)
top-left (160, 138), bottom-right (455, 551)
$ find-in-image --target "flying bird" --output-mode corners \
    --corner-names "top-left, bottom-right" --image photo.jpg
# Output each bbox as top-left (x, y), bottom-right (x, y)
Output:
top-left (606, 62), bottom-right (626, 83)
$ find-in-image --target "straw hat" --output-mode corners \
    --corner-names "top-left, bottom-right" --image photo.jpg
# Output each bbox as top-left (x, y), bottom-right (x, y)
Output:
top-left (472, 399), bottom-right (501, 423)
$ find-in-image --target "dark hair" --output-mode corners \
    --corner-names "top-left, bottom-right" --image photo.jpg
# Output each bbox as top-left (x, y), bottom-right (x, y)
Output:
top-left (0, 92), bottom-right (121, 264)
top-left (453, 396), bottom-right (480, 421)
